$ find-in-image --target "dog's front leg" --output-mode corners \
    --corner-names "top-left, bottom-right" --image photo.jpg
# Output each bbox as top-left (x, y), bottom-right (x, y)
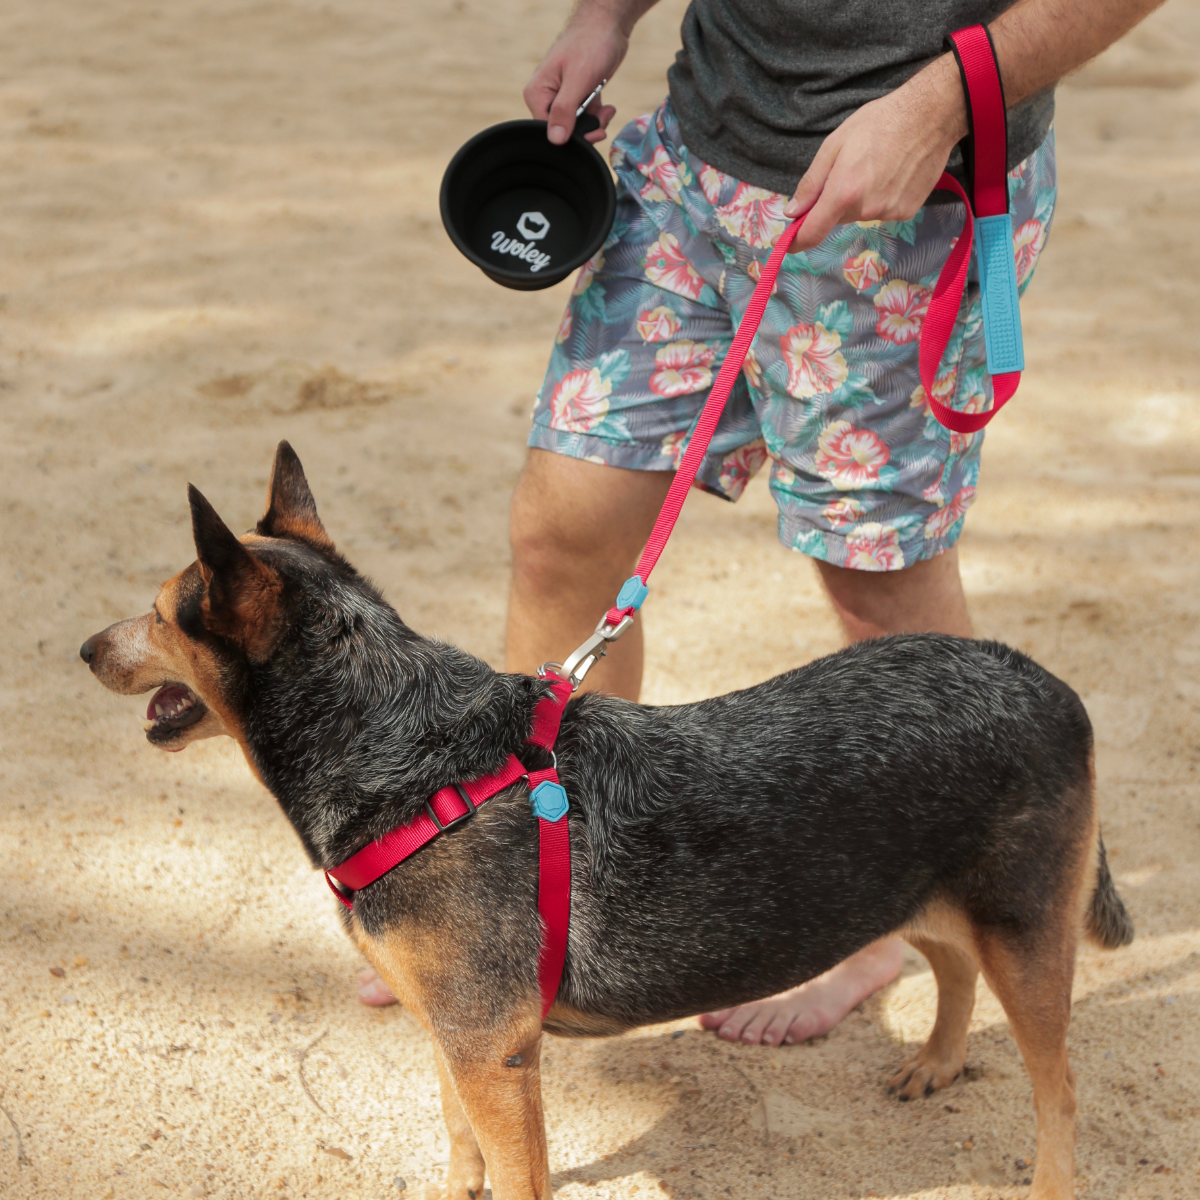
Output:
top-left (434, 1009), bottom-right (551, 1200)
top-left (432, 1044), bottom-right (487, 1200)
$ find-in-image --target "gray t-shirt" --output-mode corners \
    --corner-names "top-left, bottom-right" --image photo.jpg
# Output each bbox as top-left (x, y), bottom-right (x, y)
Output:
top-left (667, 0), bottom-right (1054, 196)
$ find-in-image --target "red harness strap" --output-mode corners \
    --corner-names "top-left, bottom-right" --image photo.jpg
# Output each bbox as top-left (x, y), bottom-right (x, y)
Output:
top-left (524, 674), bottom-right (574, 1017)
top-left (326, 673), bottom-right (574, 1019)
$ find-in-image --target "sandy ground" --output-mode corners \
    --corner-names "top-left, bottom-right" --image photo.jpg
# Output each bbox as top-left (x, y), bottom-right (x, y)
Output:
top-left (1, 1), bottom-right (1199, 1197)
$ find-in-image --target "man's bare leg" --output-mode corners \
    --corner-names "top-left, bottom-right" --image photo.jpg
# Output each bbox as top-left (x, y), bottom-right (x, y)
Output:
top-left (358, 451), bottom-right (671, 1006)
top-left (699, 547), bottom-right (974, 1043)
top-left (503, 450), bottom-right (673, 691)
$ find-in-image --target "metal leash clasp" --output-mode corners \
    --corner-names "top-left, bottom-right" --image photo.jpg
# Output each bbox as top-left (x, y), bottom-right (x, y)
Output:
top-left (554, 613), bottom-right (635, 690)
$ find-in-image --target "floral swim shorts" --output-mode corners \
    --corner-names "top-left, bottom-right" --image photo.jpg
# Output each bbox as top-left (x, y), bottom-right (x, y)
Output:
top-left (531, 99), bottom-right (1057, 570)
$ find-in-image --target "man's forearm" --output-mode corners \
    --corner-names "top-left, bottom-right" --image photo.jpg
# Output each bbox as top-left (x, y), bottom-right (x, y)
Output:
top-left (569, 0), bottom-right (661, 38)
top-left (990, 0), bottom-right (1167, 106)
top-left (783, 0), bottom-right (1166, 242)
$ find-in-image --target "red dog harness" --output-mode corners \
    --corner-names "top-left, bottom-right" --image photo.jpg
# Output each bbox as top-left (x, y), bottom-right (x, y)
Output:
top-left (326, 672), bottom-right (574, 1018)
top-left (326, 25), bottom-right (1016, 1020)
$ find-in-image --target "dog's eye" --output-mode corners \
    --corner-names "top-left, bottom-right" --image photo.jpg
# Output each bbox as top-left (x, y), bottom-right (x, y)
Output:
top-left (154, 608), bottom-right (164, 625)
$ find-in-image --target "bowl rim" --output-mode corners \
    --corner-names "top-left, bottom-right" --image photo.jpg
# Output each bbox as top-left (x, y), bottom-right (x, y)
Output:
top-left (439, 118), bottom-right (616, 287)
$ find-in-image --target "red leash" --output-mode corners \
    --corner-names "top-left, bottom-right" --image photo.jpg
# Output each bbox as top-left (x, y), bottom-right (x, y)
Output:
top-left (327, 25), bottom-right (1017, 1021)
top-left (583, 23), bottom-right (1020, 641)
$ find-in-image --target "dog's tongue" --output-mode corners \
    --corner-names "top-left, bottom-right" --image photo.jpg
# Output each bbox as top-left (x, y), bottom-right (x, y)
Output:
top-left (148, 684), bottom-right (192, 721)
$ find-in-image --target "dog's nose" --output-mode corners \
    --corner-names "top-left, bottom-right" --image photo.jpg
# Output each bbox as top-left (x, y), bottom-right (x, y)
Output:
top-left (79, 637), bottom-right (97, 665)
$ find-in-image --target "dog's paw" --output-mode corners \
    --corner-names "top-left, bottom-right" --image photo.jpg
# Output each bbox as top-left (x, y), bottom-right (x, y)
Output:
top-left (887, 1046), bottom-right (963, 1101)
top-left (420, 1172), bottom-right (486, 1200)
top-left (418, 1186), bottom-right (471, 1200)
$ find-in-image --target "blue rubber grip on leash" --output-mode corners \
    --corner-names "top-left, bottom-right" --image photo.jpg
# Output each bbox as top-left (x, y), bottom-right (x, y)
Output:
top-left (616, 575), bottom-right (649, 611)
top-left (974, 213), bottom-right (1025, 375)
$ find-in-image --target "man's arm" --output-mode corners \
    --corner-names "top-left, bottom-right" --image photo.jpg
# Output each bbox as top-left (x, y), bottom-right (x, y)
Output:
top-left (783, 0), bottom-right (1167, 249)
top-left (524, 0), bottom-right (662, 144)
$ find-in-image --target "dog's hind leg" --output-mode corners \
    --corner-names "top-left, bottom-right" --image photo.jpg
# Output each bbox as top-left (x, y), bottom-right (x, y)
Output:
top-left (976, 930), bottom-right (1077, 1200)
top-left (888, 935), bottom-right (979, 1100)
top-left (432, 1047), bottom-right (487, 1200)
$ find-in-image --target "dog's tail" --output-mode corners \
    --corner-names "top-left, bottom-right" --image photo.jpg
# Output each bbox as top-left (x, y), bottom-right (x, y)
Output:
top-left (1087, 833), bottom-right (1134, 949)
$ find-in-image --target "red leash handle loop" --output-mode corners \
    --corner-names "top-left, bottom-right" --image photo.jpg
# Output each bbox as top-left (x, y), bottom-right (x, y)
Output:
top-left (948, 25), bottom-right (1008, 218)
top-left (917, 172), bottom-right (1019, 435)
top-left (919, 25), bottom-right (1022, 434)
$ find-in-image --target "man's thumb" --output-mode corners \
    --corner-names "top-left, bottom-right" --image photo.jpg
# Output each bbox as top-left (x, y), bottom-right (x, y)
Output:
top-left (784, 169), bottom-right (822, 218)
top-left (546, 88), bottom-right (579, 145)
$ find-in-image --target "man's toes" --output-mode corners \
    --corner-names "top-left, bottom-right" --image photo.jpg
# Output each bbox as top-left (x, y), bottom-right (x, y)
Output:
top-left (735, 1007), bottom-right (776, 1044)
top-left (698, 1008), bottom-right (736, 1031)
top-left (781, 1002), bottom-right (843, 1044)
top-left (709, 1005), bottom-right (759, 1042)
top-left (357, 968), bottom-right (399, 1007)
top-left (760, 1010), bottom-right (796, 1046)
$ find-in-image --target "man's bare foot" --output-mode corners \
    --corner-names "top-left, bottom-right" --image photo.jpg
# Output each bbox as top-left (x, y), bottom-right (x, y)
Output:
top-left (699, 937), bottom-right (904, 1045)
top-left (357, 967), bottom-right (399, 1007)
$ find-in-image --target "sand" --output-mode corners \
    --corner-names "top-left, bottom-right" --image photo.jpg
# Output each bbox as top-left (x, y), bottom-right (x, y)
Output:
top-left (1, 0), bottom-right (1198, 1197)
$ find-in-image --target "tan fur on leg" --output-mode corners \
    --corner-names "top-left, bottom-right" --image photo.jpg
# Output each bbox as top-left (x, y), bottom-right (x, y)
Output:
top-left (973, 796), bottom-right (1093, 1200)
top-left (889, 936), bottom-right (979, 1100)
top-left (438, 1017), bottom-right (551, 1200)
top-left (433, 1049), bottom-right (486, 1200)
top-left (977, 931), bottom-right (1077, 1200)
top-left (358, 922), bottom-right (551, 1200)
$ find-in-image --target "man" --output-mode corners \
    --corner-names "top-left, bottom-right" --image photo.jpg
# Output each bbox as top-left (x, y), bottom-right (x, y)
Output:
top-left (361, 0), bottom-right (1162, 1046)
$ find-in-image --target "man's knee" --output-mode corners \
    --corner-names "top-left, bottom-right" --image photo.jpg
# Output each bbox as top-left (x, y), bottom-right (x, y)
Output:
top-left (509, 458), bottom-right (595, 582)
top-left (814, 547), bottom-right (971, 640)
top-left (509, 450), bottom-right (672, 594)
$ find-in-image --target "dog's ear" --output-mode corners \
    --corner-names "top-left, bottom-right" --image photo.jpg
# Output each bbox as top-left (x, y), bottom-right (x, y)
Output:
top-left (256, 441), bottom-right (334, 552)
top-left (189, 484), bottom-right (285, 661)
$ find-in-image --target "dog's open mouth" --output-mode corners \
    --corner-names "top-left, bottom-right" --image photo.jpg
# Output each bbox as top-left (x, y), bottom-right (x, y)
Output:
top-left (145, 683), bottom-right (207, 744)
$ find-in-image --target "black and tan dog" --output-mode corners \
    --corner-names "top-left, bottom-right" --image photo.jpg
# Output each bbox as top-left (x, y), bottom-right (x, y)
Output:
top-left (82, 442), bottom-right (1131, 1200)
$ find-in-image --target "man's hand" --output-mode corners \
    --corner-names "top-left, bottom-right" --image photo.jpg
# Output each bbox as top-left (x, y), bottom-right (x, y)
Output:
top-left (782, 0), bottom-right (1166, 251)
top-left (524, 0), bottom-right (660, 144)
top-left (783, 54), bottom-right (966, 251)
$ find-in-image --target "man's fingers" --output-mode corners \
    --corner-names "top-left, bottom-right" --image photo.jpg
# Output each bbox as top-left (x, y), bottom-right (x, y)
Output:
top-left (787, 178), bottom-right (859, 251)
top-left (784, 135), bottom-right (840, 218)
top-left (582, 103), bottom-right (617, 144)
top-left (523, 59), bottom-right (564, 121)
top-left (524, 83), bottom-right (557, 122)
top-left (546, 94), bottom-right (581, 144)
top-left (546, 63), bottom-right (608, 144)
top-left (785, 168), bottom-right (823, 219)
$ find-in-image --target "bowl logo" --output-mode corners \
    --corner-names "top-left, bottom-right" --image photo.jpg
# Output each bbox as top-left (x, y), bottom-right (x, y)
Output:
top-left (516, 211), bottom-right (550, 241)
top-left (490, 210), bottom-right (553, 273)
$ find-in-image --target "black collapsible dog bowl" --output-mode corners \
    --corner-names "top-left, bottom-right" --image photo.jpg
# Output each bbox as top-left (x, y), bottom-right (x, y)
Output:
top-left (440, 119), bottom-right (616, 291)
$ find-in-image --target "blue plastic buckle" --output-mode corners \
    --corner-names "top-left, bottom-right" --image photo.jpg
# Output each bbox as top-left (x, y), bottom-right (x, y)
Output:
top-left (974, 213), bottom-right (1025, 376)
top-left (615, 575), bottom-right (649, 611)
top-left (531, 780), bottom-right (569, 822)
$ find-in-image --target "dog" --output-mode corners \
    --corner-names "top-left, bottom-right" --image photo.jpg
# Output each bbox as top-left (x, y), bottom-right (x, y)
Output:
top-left (81, 441), bottom-right (1132, 1200)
